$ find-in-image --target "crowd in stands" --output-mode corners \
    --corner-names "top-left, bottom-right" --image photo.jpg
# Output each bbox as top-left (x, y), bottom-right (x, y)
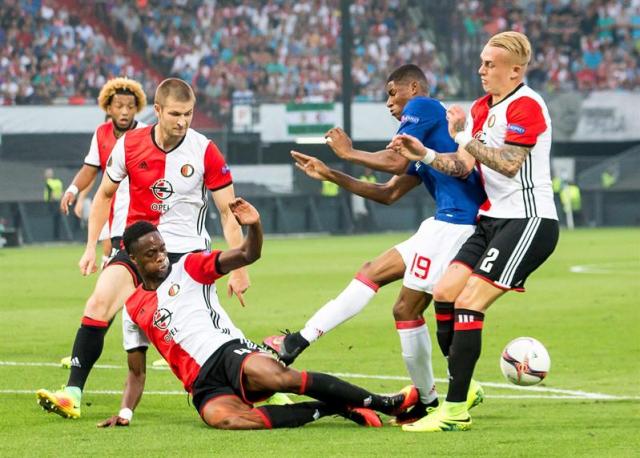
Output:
top-left (2, 0), bottom-right (639, 111)
top-left (0, 0), bottom-right (155, 105)
top-left (456, 0), bottom-right (640, 92)
top-left (101, 0), bottom-right (457, 120)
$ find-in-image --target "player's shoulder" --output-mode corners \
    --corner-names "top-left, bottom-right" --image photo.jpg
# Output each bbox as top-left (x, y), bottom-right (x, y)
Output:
top-left (121, 124), bottom-right (153, 150)
top-left (185, 128), bottom-right (210, 145)
top-left (471, 93), bottom-right (492, 111)
top-left (182, 128), bottom-right (214, 156)
top-left (126, 124), bottom-right (153, 139)
top-left (404, 96), bottom-right (446, 115)
top-left (510, 85), bottom-right (548, 110)
top-left (125, 285), bottom-right (151, 316)
top-left (95, 121), bottom-right (113, 137)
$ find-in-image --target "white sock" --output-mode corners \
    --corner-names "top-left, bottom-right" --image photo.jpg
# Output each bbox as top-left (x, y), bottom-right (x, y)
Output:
top-left (397, 319), bottom-right (438, 405)
top-left (300, 275), bottom-right (378, 343)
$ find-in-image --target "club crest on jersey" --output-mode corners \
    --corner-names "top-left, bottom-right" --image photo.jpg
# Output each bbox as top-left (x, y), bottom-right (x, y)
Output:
top-left (150, 179), bottom-right (174, 200)
top-left (168, 284), bottom-right (180, 296)
top-left (153, 308), bottom-right (173, 330)
top-left (507, 124), bottom-right (526, 134)
top-left (488, 114), bottom-right (496, 128)
top-left (181, 164), bottom-right (194, 177)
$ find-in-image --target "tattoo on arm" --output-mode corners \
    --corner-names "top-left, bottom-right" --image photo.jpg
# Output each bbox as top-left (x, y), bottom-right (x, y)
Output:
top-left (430, 154), bottom-right (471, 177)
top-left (464, 140), bottom-right (531, 178)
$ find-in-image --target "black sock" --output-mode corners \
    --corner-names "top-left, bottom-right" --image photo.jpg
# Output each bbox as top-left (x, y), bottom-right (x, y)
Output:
top-left (434, 301), bottom-right (454, 357)
top-left (302, 372), bottom-right (397, 414)
top-left (255, 401), bottom-right (335, 428)
top-left (446, 309), bottom-right (484, 403)
top-left (66, 317), bottom-right (109, 390)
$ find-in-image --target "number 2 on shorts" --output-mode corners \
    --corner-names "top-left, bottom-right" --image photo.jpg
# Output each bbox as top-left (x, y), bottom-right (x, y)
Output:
top-left (479, 248), bottom-right (500, 273)
top-left (410, 254), bottom-right (431, 280)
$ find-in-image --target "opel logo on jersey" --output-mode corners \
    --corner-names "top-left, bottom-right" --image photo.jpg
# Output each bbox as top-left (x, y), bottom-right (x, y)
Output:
top-left (150, 179), bottom-right (174, 200)
top-left (153, 308), bottom-right (173, 330)
top-left (168, 284), bottom-right (180, 296)
top-left (180, 164), bottom-right (194, 177)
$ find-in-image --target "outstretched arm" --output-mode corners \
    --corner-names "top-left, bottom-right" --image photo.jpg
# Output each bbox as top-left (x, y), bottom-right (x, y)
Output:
top-left (79, 174), bottom-right (118, 275)
top-left (291, 150), bottom-right (419, 205)
top-left (325, 127), bottom-right (409, 175)
top-left (217, 198), bottom-right (263, 274)
top-left (446, 105), bottom-right (530, 178)
top-left (60, 165), bottom-right (99, 215)
top-left (387, 134), bottom-right (475, 178)
top-left (97, 349), bottom-right (146, 428)
top-left (212, 185), bottom-right (251, 306)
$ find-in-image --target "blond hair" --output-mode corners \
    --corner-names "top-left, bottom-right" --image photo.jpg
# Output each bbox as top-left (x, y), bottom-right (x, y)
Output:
top-left (97, 77), bottom-right (147, 113)
top-left (487, 31), bottom-right (531, 66)
top-left (154, 78), bottom-right (195, 107)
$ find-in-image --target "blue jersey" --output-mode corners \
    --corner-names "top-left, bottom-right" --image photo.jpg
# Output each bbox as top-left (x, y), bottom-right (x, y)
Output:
top-left (398, 97), bottom-right (486, 225)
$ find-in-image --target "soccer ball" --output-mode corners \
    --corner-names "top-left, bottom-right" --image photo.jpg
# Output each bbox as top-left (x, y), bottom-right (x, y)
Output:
top-left (500, 337), bottom-right (550, 386)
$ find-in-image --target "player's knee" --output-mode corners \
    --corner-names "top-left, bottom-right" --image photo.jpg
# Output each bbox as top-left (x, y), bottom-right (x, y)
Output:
top-left (357, 261), bottom-right (374, 278)
top-left (209, 415), bottom-right (239, 430)
top-left (275, 368), bottom-right (302, 392)
top-left (83, 294), bottom-right (112, 321)
top-left (454, 292), bottom-right (475, 311)
top-left (393, 300), bottom-right (422, 321)
top-left (204, 408), bottom-right (239, 429)
top-left (433, 283), bottom-right (457, 303)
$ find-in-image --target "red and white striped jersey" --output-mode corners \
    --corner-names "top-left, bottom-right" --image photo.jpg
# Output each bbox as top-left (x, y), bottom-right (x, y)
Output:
top-left (106, 125), bottom-right (233, 253)
top-left (465, 84), bottom-right (558, 220)
top-left (123, 251), bottom-right (245, 392)
top-left (84, 120), bottom-right (147, 237)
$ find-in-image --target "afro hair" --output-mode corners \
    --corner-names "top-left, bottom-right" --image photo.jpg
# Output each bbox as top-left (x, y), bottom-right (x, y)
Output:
top-left (97, 77), bottom-right (147, 113)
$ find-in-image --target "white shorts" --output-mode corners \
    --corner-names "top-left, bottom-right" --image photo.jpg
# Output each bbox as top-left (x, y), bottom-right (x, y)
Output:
top-left (98, 222), bottom-right (110, 242)
top-left (394, 217), bottom-right (475, 293)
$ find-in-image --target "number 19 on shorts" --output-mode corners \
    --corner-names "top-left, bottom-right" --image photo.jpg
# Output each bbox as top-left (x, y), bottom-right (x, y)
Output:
top-left (409, 254), bottom-right (431, 279)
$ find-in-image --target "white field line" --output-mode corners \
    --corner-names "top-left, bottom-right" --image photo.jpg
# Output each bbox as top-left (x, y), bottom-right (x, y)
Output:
top-left (570, 262), bottom-right (640, 274)
top-left (0, 389), bottom-right (636, 400)
top-left (1, 360), bottom-right (638, 401)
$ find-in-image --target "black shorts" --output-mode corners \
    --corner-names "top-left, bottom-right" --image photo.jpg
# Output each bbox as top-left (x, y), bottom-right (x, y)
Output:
top-left (191, 339), bottom-right (274, 416)
top-left (106, 237), bottom-right (189, 287)
top-left (453, 216), bottom-right (559, 291)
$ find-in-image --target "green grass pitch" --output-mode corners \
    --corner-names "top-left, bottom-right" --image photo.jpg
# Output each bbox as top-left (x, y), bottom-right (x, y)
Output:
top-left (1, 228), bottom-right (639, 457)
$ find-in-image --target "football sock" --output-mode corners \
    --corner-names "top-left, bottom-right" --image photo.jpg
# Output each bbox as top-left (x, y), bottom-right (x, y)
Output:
top-left (301, 371), bottom-right (395, 414)
top-left (446, 309), bottom-right (484, 403)
top-left (254, 402), bottom-right (335, 428)
top-left (300, 275), bottom-right (379, 343)
top-left (396, 318), bottom-right (438, 404)
top-left (66, 316), bottom-right (110, 391)
top-left (434, 301), bottom-right (455, 357)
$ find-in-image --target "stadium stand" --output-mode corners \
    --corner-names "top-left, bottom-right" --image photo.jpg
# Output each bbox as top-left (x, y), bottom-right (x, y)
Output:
top-left (0, 0), bottom-right (156, 105)
top-left (452, 0), bottom-right (640, 95)
top-left (3, 0), bottom-right (637, 118)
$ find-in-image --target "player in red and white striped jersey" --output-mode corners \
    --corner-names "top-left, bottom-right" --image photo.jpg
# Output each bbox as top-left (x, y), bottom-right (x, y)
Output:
top-left (60, 77), bottom-right (147, 265)
top-left (389, 31), bottom-right (559, 432)
top-left (37, 79), bottom-right (250, 420)
top-left (97, 199), bottom-right (418, 429)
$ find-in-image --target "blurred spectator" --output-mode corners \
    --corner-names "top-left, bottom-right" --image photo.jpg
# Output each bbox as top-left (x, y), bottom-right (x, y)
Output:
top-left (0, 0), bottom-right (154, 105)
top-left (3, 0), bottom-right (638, 117)
top-left (43, 168), bottom-right (63, 203)
top-left (102, 0), bottom-right (459, 121)
top-left (43, 167), bottom-right (63, 240)
top-left (455, 0), bottom-right (640, 95)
